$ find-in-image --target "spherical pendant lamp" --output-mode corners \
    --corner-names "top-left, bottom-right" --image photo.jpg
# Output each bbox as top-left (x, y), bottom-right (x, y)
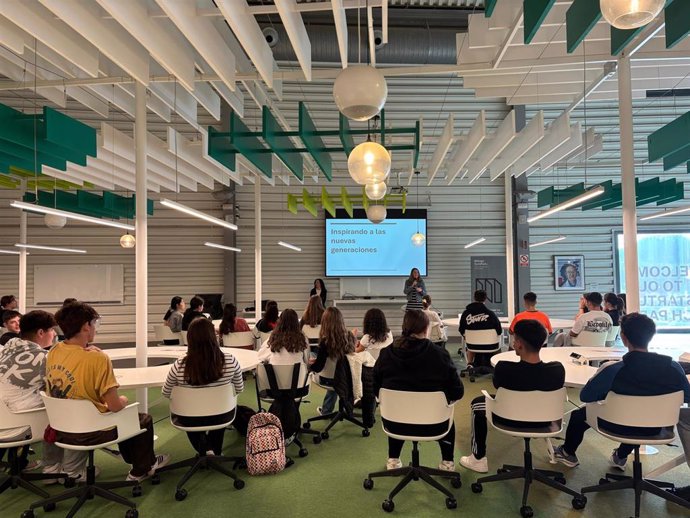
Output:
top-left (119, 233), bottom-right (136, 248)
top-left (366, 204), bottom-right (387, 224)
top-left (348, 141), bottom-right (391, 185)
top-left (44, 214), bottom-right (67, 229)
top-left (365, 181), bottom-right (387, 201)
top-left (333, 65), bottom-right (387, 121)
top-left (600, 0), bottom-right (665, 29)
top-left (411, 232), bottom-right (426, 247)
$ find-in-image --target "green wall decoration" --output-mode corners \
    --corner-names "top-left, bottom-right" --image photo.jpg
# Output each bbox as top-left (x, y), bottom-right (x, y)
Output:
top-left (286, 188), bottom-right (407, 217)
top-left (648, 110), bottom-right (690, 163)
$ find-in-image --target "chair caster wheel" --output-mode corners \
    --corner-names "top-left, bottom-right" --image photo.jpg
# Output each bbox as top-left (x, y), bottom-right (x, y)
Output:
top-left (599, 478), bottom-right (609, 485)
top-left (445, 498), bottom-right (457, 510)
top-left (321, 432), bottom-right (329, 440)
top-left (555, 476), bottom-right (566, 485)
top-left (21, 510), bottom-right (35, 518)
top-left (312, 435), bottom-right (322, 444)
top-left (125, 509), bottom-right (138, 518)
top-left (303, 422), bottom-right (311, 429)
top-left (151, 474), bottom-right (161, 485)
top-left (469, 377), bottom-right (476, 383)
top-left (471, 482), bottom-right (483, 493)
top-left (572, 496), bottom-right (587, 510)
top-left (451, 476), bottom-right (462, 489)
top-left (234, 479), bottom-right (245, 490)
top-left (175, 489), bottom-right (188, 501)
top-left (299, 448), bottom-right (308, 458)
top-left (382, 499), bottom-right (395, 512)
top-left (362, 429), bottom-right (370, 437)
top-left (43, 502), bottom-right (56, 512)
top-left (460, 372), bottom-right (466, 378)
top-left (363, 478), bottom-right (374, 490)
top-left (520, 505), bottom-right (534, 518)
top-left (132, 485), bottom-right (142, 497)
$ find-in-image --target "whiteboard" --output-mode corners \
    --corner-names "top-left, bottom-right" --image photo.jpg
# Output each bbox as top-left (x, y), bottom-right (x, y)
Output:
top-left (34, 264), bottom-right (124, 305)
top-left (339, 277), bottom-right (406, 298)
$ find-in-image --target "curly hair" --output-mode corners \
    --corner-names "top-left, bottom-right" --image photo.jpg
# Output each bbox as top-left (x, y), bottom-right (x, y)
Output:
top-left (362, 308), bottom-right (389, 343)
top-left (268, 308), bottom-right (307, 353)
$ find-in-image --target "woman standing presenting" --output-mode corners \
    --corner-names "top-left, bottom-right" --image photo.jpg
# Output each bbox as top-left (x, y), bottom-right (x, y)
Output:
top-left (403, 268), bottom-right (426, 311)
top-left (310, 279), bottom-right (328, 307)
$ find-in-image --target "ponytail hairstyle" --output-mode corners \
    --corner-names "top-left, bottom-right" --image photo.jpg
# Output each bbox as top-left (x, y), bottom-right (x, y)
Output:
top-left (604, 292), bottom-right (625, 314)
top-left (164, 296), bottom-right (183, 321)
top-left (393, 310), bottom-right (429, 348)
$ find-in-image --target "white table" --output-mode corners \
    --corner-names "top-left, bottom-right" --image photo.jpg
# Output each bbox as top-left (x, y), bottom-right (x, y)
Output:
top-left (442, 317), bottom-right (575, 330)
top-left (490, 347), bottom-right (625, 388)
top-left (105, 346), bottom-right (259, 390)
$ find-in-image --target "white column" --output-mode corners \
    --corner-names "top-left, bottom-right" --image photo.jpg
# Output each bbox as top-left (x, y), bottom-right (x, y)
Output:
top-left (135, 81), bottom-right (148, 410)
top-left (618, 53), bottom-right (640, 313)
top-left (18, 209), bottom-right (27, 313)
top-left (254, 180), bottom-right (262, 321)
top-left (505, 173), bottom-right (515, 319)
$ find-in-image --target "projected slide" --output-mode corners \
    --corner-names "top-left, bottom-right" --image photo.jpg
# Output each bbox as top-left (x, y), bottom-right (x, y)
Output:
top-left (326, 218), bottom-right (427, 277)
top-left (616, 231), bottom-right (690, 329)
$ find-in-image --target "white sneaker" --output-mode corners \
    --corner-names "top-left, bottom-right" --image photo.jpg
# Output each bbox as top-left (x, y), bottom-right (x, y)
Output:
top-left (386, 458), bottom-right (403, 470)
top-left (438, 460), bottom-right (456, 472)
top-left (460, 454), bottom-right (489, 473)
top-left (205, 450), bottom-right (215, 457)
top-left (44, 466), bottom-right (100, 485)
top-left (126, 454), bottom-right (171, 482)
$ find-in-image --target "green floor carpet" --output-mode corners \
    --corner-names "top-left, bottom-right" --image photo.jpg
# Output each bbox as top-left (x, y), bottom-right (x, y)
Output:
top-left (3, 360), bottom-right (689, 518)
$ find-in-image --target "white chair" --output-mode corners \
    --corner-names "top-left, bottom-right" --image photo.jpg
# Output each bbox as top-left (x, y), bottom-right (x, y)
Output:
top-left (255, 362), bottom-right (321, 452)
top-left (155, 384), bottom-right (244, 501)
top-left (302, 325), bottom-right (321, 344)
top-left (460, 329), bottom-right (502, 382)
top-left (0, 400), bottom-right (64, 504)
top-left (153, 324), bottom-right (181, 345)
top-left (605, 325), bottom-right (621, 347)
top-left (470, 388), bottom-right (586, 517)
top-left (22, 392), bottom-right (148, 518)
top-left (581, 391), bottom-right (690, 518)
top-left (221, 331), bottom-right (256, 350)
top-left (363, 389), bottom-right (461, 512)
top-left (180, 330), bottom-right (188, 346)
top-left (570, 329), bottom-right (608, 347)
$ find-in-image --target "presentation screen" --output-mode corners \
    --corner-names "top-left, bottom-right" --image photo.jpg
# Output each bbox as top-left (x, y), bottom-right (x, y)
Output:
top-left (614, 230), bottom-right (690, 329)
top-left (325, 209), bottom-right (427, 277)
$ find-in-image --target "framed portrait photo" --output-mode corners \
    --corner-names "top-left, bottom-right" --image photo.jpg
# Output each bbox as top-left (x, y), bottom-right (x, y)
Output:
top-left (554, 256), bottom-right (585, 291)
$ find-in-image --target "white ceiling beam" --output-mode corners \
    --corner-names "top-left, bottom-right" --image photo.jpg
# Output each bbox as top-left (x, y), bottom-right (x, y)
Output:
top-left (446, 111), bottom-right (486, 185)
top-left (167, 128), bottom-right (236, 187)
top-left (67, 161), bottom-right (139, 192)
top-left (367, 5), bottom-right (376, 67)
top-left (494, 10), bottom-right (524, 69)
top-left (199, 128), bottom-right (242, 186)
top-left (211, 81), bottom-right (244, 118)
top-left (65, 87), bottom-right (109, 118)
top-left (468, 14), bottom-right (506, 49)
top-left (42, 165), bottom-right (115, 191)
top-left (115, 80), bottom-right (171, 122)
top-left (274, 0), bottom-right (312, 81)
top-left (95, 146), bottom-right (178, 192)
top-left (426, 114), bottom-right (454, 185)
top-left (245, 0), bottom-right (383, 14)
top-left (467, 110), bottom-right (516, 184)
top-left (530, 122), bottom-right (583, 175)
top-left (0, 15), bottom-right (29, 54)
top-left (0, 47), bottom-right (66, 107)
top-left (508, 112), bottom-right (572, 178)
top-left (490, 111), bottom-right (544, 181)
top-left (86, 154), bottom-right (162, 193)
top-left (331, 0), bottom-right (348, 68)
top-left (147, 132), bottom-right (214, 190)
top-left (147, 82), bottom-right (198, 130)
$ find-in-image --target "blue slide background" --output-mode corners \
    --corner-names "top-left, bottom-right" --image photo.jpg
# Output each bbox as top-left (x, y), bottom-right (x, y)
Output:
top-left (326, 218), bottom-right (427, 276)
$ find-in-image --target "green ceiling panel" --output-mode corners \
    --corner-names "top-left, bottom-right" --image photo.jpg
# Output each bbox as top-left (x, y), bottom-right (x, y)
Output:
top-left (207, 126), bottom-right (237, 172)
top-left (648, 110), bottom-right (690, 162)
top-left (566, 0), bottom-right (602, 53)
top-left (339, 114), bottom-right (355, 156)
top-left (43, 107), bottom-right (97, 164)
top-left (24, 190), bottom-right (153, 220)
top-left (666, 0), bottom-right (690, 48)
top-left (287, 193), bottom-right (298, 215)
top-left (299, 102), bottom-right (332, 181)
top-left (656, 180), bottom-right (685, 205)
top-left (302, 189), bottom-right (317, 217)
top-left (341, 187), bottom-right (353, 217)
top-left (581, 181), bottom-right (614, 210)
top-left (321, 187), bottom-right (336, 217)
top-left (610, 25), bottom-right (644, 55)
top-left (663, 144), bottom-right (690, 171)
top-left (263, 106), bottom-right (303, 180)
top-left (524, 0), bottom-right (557, 44)
top-left (0, 175), bottom-right (19, 188)
top-left (485, 0), bottom-right (497, 17)
top-left (230, 112), bottom-right (272, 178)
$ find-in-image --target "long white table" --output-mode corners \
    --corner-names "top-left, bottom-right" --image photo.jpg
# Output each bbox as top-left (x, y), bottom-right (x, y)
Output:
top-left (442, 317), bottom-right (575, 330)
top-left (105, 346), bottom-right (259, 390)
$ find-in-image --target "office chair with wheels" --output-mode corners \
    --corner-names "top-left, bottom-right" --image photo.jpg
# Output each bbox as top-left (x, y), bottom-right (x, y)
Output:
top-left (460, 329), bottom-right (502, 382)
top-left (581, 391), bottom-right (690, 518)
top-left (222, 331), bottom-right (256, 350)
top-left (153, 324), bottom-right (181, 346)
top-left (605, 326), bottom-right (621, 347)
top-left (363, 389), bottom-right (461, 512)
top-left (570, 329), bottom-right (608, 347)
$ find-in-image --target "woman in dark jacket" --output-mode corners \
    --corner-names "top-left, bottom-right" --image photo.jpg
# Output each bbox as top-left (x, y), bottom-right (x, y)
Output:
top-left (310, 279), bottom-right (328, 307)
top-left (374, 309), bottom-right (463, 471)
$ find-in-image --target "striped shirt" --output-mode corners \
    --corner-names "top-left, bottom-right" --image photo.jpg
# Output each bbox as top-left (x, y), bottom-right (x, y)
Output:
top-left (161, 353), bottom-right (244, 398)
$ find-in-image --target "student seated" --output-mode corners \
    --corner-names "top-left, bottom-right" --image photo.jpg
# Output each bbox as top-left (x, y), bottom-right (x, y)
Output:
top-left (603, 292), bottom-right (625, 327)
top-left (300, 295), bottom-right (324, 331)
top-left (258, 309), bottom-right (309, 365)
top-left (354, 308), bottom-right (393, 360)
top-left (460, 319), bottom-right (564, 473)
top-left (164, 296), bottom-right (186, 333)
top-left (162, 318), bottom-right (243, 456)
top-left (47, 302), bottom-right (170, 481)
top-left (553, 313), bottom-right (690, 468)
top-left (459, 290), bottom-right (502, 367)
top-left (509, 292), bottom-right (552, 336)
top-left (181, 296), bottom-right (208, 331)
top-left (255, 300), bottom-right (279, 334)
top-left (218, 303), bottom-right (250, 347)
top-left (374, 310), bottom-right (463, 471)
top-left (422, 295), bottom-right (447, 347)
top-left (0, 310), bottom-right (21, 346)
top-left (0, 294), bottom-right (18, 323)
top-left (554, 292), bottom-right (611, 347)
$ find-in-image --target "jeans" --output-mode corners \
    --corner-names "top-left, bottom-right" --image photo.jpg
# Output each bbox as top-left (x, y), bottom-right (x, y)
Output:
top-left (322, 391), bottom-right (338, 414)
top-left (388, 423), bottom-right (456, 462)
top-left (562, 407), bottom-right (635, 458)
top-left (42, 443), bottom-right (88, 477)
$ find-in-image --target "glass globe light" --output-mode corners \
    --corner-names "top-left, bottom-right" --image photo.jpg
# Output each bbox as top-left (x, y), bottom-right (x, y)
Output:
top-left (44, 214), bottom-right (67, 229)
top-left (348, 141), bottom-right (391, 185)
top-left (120, 233), bottom-right (136, 249)
top-left (333, 65), bottom-right (387, 121)
top-left (366, 204), bottom-right (387, 224)
top-left (600, 0), bottom-right (664, 29)
top-left (411, 232), bottom-right (426, 247)
top-left (365, 181), bottom-right (387, 201)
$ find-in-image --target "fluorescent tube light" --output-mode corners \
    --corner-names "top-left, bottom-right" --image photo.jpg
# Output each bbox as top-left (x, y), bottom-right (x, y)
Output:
top-left (204, 242), bottom-right (241, 253)
top-left (527, 186), bottom-right (605, 223)
top-left (464, 237), bottom-right (486, 249)
top-left (0, 249), bottom-right (25, 255)
top-left (639, 205), bottom-right (690, 221)
top-left (529, 236), bottom-right (566, 248)
top-left (159, 199), bottom-right (238, 230)
top-left (15, 244), bottom-right (86, 254)
top-left (278, 241), bottom-right (302, 252)
top-left (11, 201), bottom-right (135, 231)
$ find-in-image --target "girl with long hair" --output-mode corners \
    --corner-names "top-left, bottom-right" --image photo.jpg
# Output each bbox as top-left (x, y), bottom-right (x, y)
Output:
top-left (603, 293), bottom-right (626, 326)
top-left (403, 268), bottom-right (426, 311)
top-left (258, 308), bottom-right (309, 364)
top-left (218, 303), bottom-right (250, 346)
top-left (164, 296), bottom-right (185, 332)
top-left (300, 295), bottom-right (325, 329)
top-left (256, 300), bottom-right (279, 333)
top-left (355, 308), bottom-right (393, 360)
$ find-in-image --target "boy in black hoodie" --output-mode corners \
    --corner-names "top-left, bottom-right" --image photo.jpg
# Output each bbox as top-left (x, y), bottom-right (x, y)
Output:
top-left (459, 290), bottom-right (503, 368)
top-left (374, 310), bottom-right (463, 472)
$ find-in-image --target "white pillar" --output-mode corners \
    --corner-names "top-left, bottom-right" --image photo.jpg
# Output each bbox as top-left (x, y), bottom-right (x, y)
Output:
top-left (135, 81), bottom-right (148, 410)
top-left (505, 173), bottom-right (515, 319)
top-left (18, 210), bottom-right (27, 313)
top-left (618, 53), bottom-right (640, 313)
top-left (254, 180), bottom-right (262, 321)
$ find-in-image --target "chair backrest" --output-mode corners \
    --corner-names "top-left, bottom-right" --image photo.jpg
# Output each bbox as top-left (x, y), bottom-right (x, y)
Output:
top-left (169, 383), bottom-right (237, 418)
top-left (487, 388), bottom-right (567, 425)
top-left (302, 325), bottom-right (321, 342)
top-left (154, 324), bottom-right (180, 341)
top-left (313, 356), bottom-right (338, 388)
top-left (222, 331), bottom-right (256, 349)
top-left (606, 325), bottom-right (621, 343)
top-left (571, 329), bottom-right (608, 347)
top-left (378, 388), bottom-right (453, 426)
top-left (256, 362), bottom-right (310, 399)
top-left (464, 329), bottom-right (501, 351)
top-left (0, 399), bottom-right (48, 445)
top-left (180, 330), bottom-right (188, 345)
top-left (592, 391), bottom-right (683, 429)
top-left (211, 319), bottom-right (222, 328)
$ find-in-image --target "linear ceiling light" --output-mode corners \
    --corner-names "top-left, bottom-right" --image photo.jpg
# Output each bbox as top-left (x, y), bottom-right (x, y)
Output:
top-left (159, 199), bottom-right (238, 230)
top-left (278, 241), bottom-right (302, 252)
top-left (639, 205), bottom-right (690, 221)
top-left (11, 201), bottom-right (135, 231)
top-left (15, 243), bottom-right (86, 254)
top-left (0, 249), bottom-right (25, 255)
top-left (527, 186), bottom-right (605, 223)
top-left (204, 241), bottom-right (241, 253)
top-left (529, 236), bottom-right (567, 248)
top-left (464, 237), bottom-right (486, 249)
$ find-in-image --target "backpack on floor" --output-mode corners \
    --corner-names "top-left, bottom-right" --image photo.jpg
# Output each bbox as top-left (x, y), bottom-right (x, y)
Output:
top-left (246, 412), bottom-right (286, 475)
